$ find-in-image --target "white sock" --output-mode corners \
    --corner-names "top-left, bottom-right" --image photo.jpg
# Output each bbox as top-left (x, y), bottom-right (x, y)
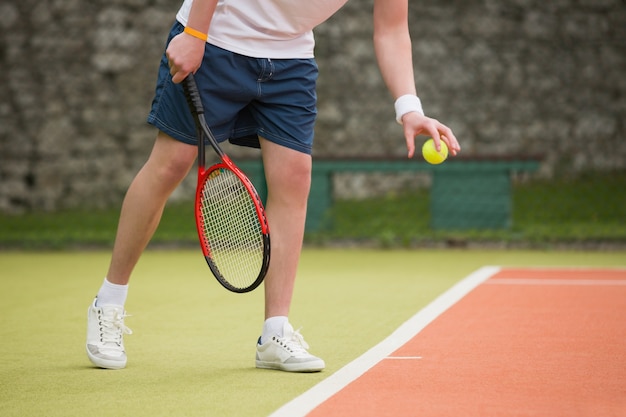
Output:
top-left (261, 316), bottom-right (288, 344)
top-left (96, 277), bottom-right (129, 307)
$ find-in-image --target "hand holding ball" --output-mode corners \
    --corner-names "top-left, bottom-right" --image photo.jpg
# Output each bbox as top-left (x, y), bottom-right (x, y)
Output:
top-left (422, 138), bottom-right (448, 164)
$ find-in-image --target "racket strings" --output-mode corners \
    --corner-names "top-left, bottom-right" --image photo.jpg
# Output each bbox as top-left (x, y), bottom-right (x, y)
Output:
top-left (198, 169), bottom-right (266, 289)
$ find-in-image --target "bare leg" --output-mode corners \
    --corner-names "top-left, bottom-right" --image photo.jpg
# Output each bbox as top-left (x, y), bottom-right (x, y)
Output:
top-left (106, 132), bottom-right (197, 285)
top-left (259, 138), bottom-right (312, 319)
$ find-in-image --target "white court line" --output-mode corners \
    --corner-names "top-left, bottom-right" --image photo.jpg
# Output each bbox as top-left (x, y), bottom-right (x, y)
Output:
top-left (485, 278), bottom-right (626, 286)
top-left (267, 265), bottom-right (501, 417)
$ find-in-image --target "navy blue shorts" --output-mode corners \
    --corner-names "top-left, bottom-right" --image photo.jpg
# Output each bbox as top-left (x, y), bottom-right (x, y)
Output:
top-left (147, 21), bottom-right (319, 154)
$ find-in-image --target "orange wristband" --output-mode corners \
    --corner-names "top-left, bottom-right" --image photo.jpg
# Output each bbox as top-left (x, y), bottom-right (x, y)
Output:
top-left (184, 26), bottom-right (208, 42)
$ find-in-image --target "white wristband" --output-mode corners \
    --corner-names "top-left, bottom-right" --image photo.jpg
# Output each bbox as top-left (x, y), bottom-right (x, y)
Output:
top-left (394, 94), bottom-right (424, 124)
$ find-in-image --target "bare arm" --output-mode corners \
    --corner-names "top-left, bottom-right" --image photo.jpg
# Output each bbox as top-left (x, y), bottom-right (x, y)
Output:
top-left (167, 0), bottom-right (218, 84)
top-left (373, 0), bottom-right (460, 158)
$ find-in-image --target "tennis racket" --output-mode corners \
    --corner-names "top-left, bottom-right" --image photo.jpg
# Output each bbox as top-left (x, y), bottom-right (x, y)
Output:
top-left (183, 73), bottom-right (270, 293)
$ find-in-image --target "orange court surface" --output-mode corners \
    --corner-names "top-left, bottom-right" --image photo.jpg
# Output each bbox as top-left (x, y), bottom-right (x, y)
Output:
top-left (271, 267), bottom-right (626, 417)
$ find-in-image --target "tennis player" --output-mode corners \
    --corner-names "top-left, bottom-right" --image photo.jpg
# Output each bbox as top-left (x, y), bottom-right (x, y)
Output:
top-left (86, 0), bottom-right (461, 372)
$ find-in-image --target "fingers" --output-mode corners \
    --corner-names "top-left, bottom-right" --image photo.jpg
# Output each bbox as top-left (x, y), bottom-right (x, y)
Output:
top-left (435, 129), bottom-right (460, 157)
top-left (406, 137), bottom-right (415, 158)
top-left (425, 121), bottom-right (460, 155)
top-left (167, 55), bottom-right (193, 84)
top-left (402, 112), bottom-right (461, 158)
top-left (170, 66), bottom-right (190, 84)
top-left (439, 125), bottom-right (460, 156)
top-left (166, 34), bottom-right (204, 84)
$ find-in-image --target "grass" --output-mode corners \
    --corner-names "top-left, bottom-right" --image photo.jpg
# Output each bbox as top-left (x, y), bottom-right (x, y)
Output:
top-left (0, 202), bottom-right (197, 250)
top-left (3, 249), bottom-right (624, 417)
top-left (315, 171), bottom-right (626, 247)
top-left (0, 172), bottom-right (625, 249)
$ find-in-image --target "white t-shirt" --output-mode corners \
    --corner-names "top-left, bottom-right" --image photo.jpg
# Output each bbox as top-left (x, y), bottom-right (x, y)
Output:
top-left (176, 0), bottom-right (348, 59)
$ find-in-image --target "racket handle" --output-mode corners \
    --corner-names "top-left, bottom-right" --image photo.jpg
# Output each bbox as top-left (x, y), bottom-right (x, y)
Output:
top-left (183, 74), bottom-right (204, 116)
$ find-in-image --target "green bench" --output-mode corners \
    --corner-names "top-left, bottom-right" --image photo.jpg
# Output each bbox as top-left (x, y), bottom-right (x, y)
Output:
top-left (237, 157), bottom-right (541, 232)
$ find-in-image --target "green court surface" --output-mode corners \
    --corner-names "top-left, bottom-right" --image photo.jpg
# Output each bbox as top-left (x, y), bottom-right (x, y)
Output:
top-left (1, 249), bottom-right (624, 417)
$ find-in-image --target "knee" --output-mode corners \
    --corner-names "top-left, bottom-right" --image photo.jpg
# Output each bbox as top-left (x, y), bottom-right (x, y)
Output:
top-left (266, 159), bottom-right (312, 202)
top-left (146, 133), bottom-right (196, 184)
top-left (285, 162), bottom-right (312, 190)
top-left (156, 152), bottom-right (194, 182)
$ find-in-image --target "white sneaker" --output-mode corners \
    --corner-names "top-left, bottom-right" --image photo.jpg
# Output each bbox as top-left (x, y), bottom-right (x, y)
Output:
top-left (255, 322), bottom-right (325, 372)
top-left (86, 298), bottom-right (132, 369)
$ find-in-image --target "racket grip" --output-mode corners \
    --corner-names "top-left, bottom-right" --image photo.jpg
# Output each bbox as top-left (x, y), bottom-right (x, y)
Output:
top-left (183, 74), bottom-right (205, 116)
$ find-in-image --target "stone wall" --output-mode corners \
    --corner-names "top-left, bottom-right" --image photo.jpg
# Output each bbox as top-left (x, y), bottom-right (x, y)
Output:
top-left (1, 0), bottom-right (624, 212)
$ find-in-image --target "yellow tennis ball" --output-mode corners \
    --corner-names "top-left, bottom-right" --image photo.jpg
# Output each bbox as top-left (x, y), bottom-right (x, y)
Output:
top-left (422, 138), bottom-right (448, 164)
